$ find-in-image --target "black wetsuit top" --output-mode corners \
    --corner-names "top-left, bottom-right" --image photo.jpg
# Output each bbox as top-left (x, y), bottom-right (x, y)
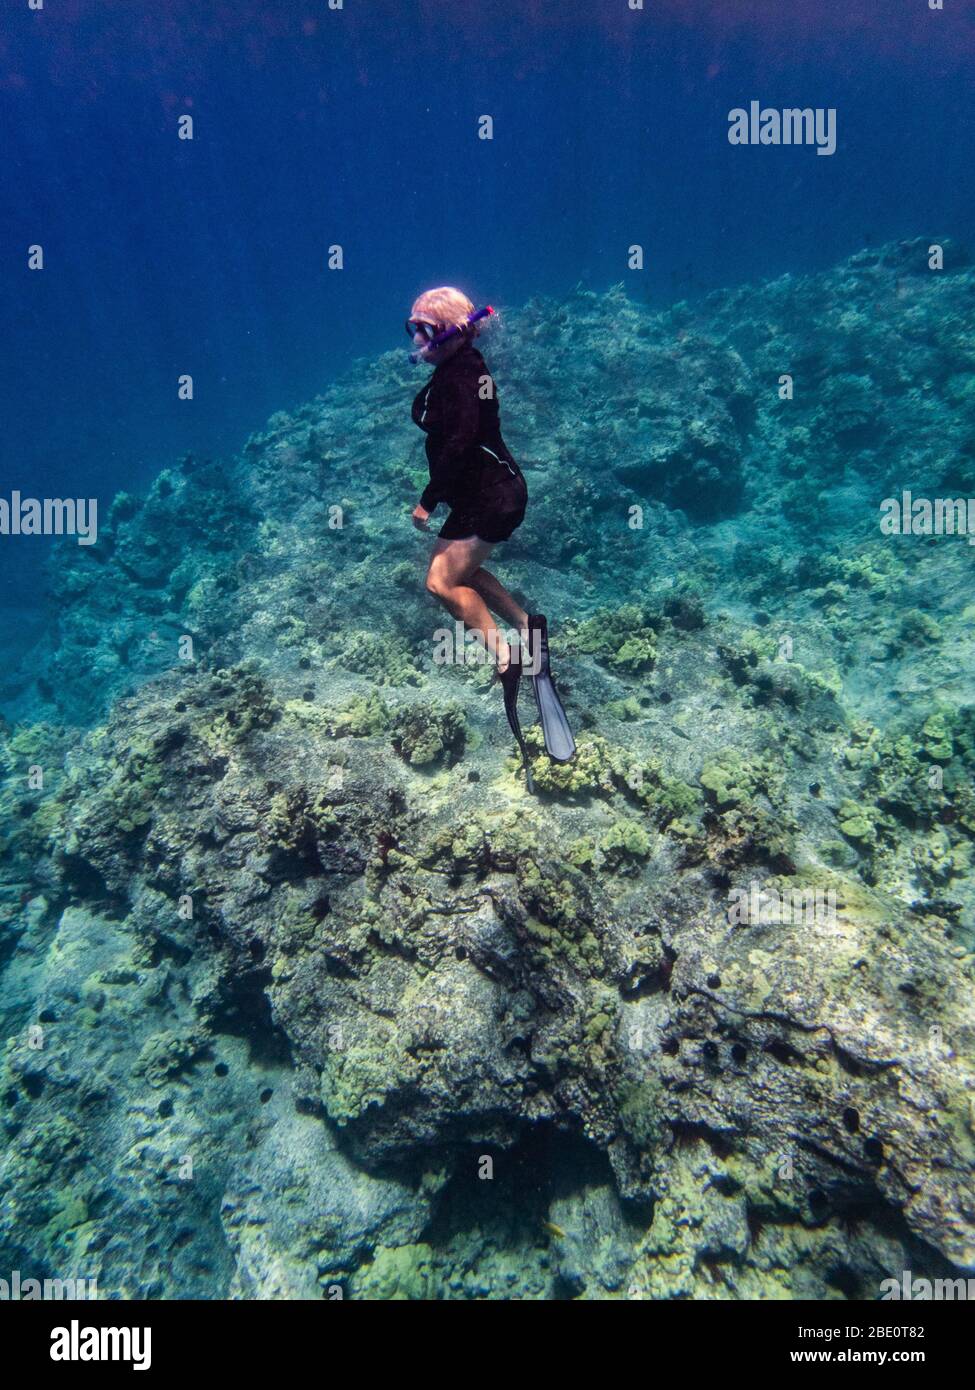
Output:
top-left (411, 342), bottom-right (528, 543)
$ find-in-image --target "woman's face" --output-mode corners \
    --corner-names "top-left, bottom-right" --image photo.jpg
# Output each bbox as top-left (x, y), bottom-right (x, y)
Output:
top-left (410, 315), bottom-right (466, 366)
top-left (411, 318), bottom-right (441, 356)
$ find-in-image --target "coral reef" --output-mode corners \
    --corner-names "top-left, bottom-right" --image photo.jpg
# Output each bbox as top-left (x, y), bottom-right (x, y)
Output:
top-left (2, 237), bottom-right (975, 1298)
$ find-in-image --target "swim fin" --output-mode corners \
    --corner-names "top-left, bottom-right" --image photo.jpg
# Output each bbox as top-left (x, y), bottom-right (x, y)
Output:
top-left (499, 660), bottom-right (535, 793)
top-left (527, 614), bottom-right (576, 762)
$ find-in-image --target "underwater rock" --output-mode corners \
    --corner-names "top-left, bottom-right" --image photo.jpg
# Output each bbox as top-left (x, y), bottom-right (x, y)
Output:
top-left (221, 1093), bottom-right (431, 1298)
top-left (3, 238), bottom-right (975, 1297)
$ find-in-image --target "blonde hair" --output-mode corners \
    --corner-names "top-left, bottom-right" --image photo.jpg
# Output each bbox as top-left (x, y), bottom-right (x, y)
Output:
top-left (410, 286), bottom-right (480, 336)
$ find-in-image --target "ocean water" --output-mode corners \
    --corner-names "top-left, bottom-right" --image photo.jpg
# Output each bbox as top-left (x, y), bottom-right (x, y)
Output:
top-left (1, 0), bottom-right (975, 1306)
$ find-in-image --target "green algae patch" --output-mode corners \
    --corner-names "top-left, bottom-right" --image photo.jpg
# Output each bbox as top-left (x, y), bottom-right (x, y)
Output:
top-left (563, 603), bottom-right (660, 672)
top-left (598, 818), bottom-right (653, 872)
top-left (617, 753), bottom-right (703, 832)
top-left (45, 1191), bottom-right (91, 1242)
top-left (605, 695), bottom-right (645, 721)
top-left (392, 702), bottom-right (466, 766)
top-left (265, 785), bottom-right (340, 854)
top-left (135, 1029), bottom-right (209, 1088)
top-left (516, 855), bottom-right (585, 931)
top-left (56, 733), bottom-right (169, 845)
top-left (565, 819), bottom-right (653, 876)
top-left (921, 711), bottom-right (955, 762)
top-left (352, 1243), bottom-right (435, 1300)
top-left (718, 628), bottom-right (841, 708)
top-left (615, 1072), bottom-right (668, 1151)
top-left (696, 749), bottom-right (799, 871)
top-left (519, 727), bottom-right (615, 798)
top-left (319, 1032), bottom-right (407, 1128)
top-left (284, 690), bottom-right (391, 738)
top-left (898, 609), bottom-right (942, 645)
top-left (329, 629), bottom-right (422, 687)
top-left (0, 721), bottom-right (74, 876)
top-left (516, 855), bottom-right (604, 974)
top-left (193, 667), bottom-right (280, 751)
top-left (417, 807), bottom-right (533, 875)
top-left (699, 749), bottom-right (776, 811)
top-left (836, 799), bottom-right (877, 846)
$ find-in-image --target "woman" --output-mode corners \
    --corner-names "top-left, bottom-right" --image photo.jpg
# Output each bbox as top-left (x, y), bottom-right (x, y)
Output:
top-left (407, 286), bottom-right (574, 787)
top-left (408, 288), bottom-right (529, 669)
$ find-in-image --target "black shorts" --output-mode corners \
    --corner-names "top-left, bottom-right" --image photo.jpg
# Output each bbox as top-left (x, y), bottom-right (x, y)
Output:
top-left (438, 471), bottom-right (528, 544)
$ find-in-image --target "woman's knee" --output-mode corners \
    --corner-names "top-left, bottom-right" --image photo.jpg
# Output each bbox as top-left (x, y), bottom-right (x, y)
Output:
top-left (425, 564), bottom-right (449, 598)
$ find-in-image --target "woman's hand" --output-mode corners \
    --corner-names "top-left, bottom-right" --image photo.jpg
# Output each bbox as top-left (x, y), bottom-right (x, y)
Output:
top-left (412, 504), bottom-right (430, 530)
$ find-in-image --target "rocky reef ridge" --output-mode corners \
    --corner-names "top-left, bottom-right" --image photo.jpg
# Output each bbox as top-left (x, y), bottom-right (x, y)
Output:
top-left (2, 237), bottom-right (974, 1298)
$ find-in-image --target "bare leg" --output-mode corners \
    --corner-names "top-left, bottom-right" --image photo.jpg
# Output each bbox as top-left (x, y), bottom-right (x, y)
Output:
top-left (426, 537), bottom-right (516, 670)
top-left (469, 568), bottom-right (529, 633)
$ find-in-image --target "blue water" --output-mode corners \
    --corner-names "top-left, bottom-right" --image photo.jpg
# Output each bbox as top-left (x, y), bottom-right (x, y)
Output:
top-left (2, 0), bottom-right (973, 656)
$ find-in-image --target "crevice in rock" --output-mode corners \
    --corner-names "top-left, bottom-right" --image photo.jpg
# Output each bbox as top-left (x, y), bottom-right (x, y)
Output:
top-left (419, 1121), bottom-right (616, 1255)
top-left (57, 857), bottom-right (130, 918)
top-left (666, 1120), bottom-right (737, 1160)
top-left (209, 965), bottom-right (292, 1065)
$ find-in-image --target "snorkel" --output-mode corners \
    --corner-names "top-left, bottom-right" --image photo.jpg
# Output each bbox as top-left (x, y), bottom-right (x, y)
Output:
top-left (408, 304), bottom-right (495, 364)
